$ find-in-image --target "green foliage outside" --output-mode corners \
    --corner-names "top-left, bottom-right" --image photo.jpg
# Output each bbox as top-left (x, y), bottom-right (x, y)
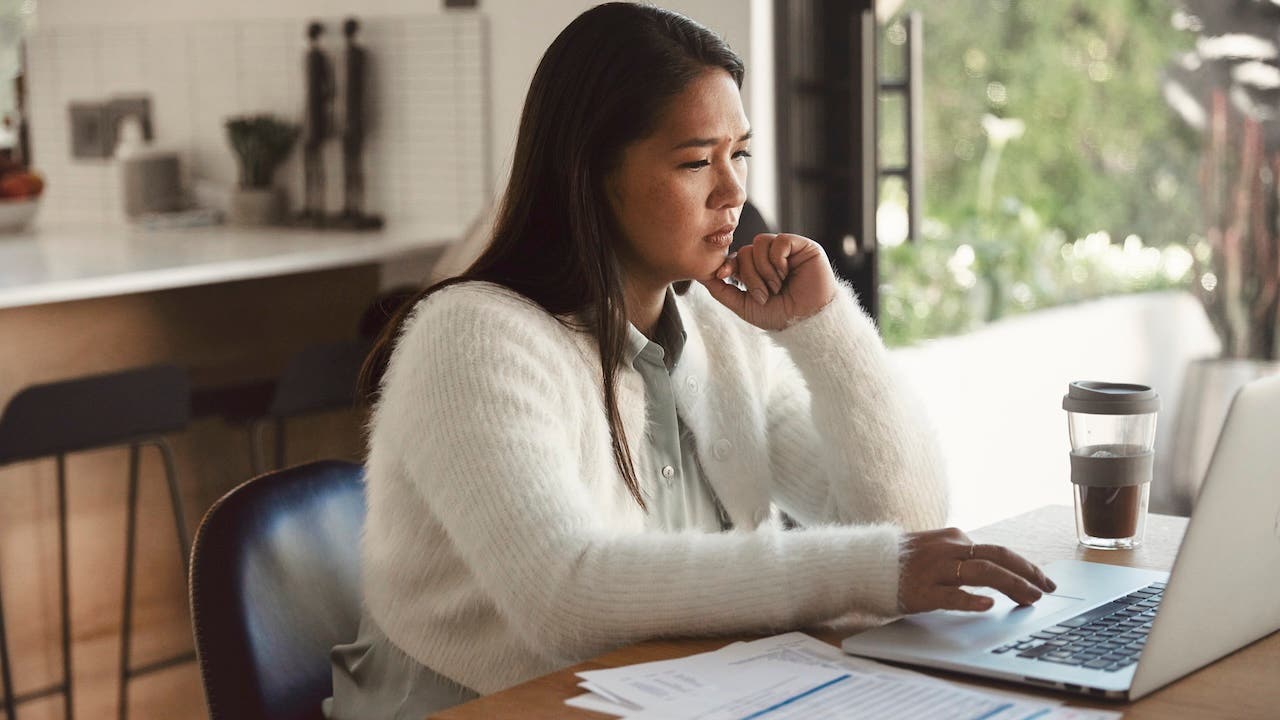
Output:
top-left (878, 0), bottom-right (1201, 346)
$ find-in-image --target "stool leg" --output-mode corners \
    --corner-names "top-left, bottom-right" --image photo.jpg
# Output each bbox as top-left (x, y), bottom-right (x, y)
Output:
top-left (153, 440), bottom-right (190, 572)
top-left (248, 421), bottom-right (267, 477)
top-left (0, 570), bottom-right (18, 720)
top-left (115, 440), bottom-right (198, 718)
top-left (117, 444), bottom-right (141, 720)
top-left (274, 417), bottom-right (286, 471)
top-left (56, 454), bottom-right (74, 720)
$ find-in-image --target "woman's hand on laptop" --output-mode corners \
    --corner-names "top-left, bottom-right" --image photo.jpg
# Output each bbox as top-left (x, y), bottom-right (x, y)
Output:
top-left (898, 527), bottom-right (1057, 613)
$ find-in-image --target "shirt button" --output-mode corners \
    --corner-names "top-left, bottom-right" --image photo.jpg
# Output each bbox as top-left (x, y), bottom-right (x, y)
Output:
top-left (712, 438), bottom-right (732, 461)
top-left (661, 465), bottom-right (675, 479)
top-left (686, 376), bottom-right (699, 394)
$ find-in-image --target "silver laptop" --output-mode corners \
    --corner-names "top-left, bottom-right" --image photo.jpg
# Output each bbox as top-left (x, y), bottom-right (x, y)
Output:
top-left (842, 374), bottom-right (1280, 701)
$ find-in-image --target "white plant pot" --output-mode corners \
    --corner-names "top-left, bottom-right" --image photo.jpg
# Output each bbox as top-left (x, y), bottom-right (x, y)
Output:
top-left (1160, 357), bottom-right (1280, 516)
top-left (0, 196), bottom-right (41, 234)
top-left (228, 187), bottom-right (284, 226)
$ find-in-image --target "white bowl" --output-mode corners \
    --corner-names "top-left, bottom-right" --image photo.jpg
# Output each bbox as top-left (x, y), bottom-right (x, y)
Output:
top-left (0, 196), bottom-right (40, 233)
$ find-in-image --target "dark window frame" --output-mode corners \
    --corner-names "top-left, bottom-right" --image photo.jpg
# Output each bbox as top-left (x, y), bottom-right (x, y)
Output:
top-left (774, 0), bottom-right (879, 319)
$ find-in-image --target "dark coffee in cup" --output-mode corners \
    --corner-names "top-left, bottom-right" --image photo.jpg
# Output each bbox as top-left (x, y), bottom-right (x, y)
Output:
top-left (1064, 384), bottom-right (1159, 550)
top-left (1079, 486), bottom-right (1142, 538)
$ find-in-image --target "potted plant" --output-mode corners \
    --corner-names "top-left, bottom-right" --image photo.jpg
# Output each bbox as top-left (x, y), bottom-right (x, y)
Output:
top-left (1165, 89), bottom-right (1280, 515)
top-left (225, 114), bottom-right (300, 225)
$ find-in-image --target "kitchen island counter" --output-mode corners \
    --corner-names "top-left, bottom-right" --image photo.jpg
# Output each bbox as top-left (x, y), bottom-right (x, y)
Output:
top-left (0, 221), bottom-right (453, 309)
top-left (0, 220), bottom-right (456, 717)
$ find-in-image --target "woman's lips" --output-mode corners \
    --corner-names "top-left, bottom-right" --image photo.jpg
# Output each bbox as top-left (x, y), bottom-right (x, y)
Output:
top-left (705, 224), bottom-right (736, 247)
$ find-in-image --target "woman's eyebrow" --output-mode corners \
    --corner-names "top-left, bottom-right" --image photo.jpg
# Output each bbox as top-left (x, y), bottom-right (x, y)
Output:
top-left (670, 129), bottom-right (753, 151)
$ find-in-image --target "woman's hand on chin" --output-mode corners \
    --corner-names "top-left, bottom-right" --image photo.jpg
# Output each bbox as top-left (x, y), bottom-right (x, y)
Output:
top-left (698, 233), bottom-right (838, 331)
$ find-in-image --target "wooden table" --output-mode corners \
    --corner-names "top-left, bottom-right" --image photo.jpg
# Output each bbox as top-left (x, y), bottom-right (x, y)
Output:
top-left (432, 505), bottom-right (1279, 719)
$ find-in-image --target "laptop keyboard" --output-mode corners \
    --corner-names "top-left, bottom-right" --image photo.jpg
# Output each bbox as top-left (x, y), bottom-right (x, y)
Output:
top-left (989, 581), bottom-right (1166, 672)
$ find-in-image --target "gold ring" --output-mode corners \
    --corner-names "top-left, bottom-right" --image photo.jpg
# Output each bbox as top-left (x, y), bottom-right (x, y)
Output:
top-left (955, 560), bottom-right (964, 582)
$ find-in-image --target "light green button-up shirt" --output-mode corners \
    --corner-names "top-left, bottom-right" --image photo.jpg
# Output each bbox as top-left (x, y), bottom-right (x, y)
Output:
top-left (624, 289), bottom-right (731, 533)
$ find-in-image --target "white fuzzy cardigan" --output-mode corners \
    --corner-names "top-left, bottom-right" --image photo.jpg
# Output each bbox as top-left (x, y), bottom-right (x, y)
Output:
top-left (361, 279), bottom-right (948, 694)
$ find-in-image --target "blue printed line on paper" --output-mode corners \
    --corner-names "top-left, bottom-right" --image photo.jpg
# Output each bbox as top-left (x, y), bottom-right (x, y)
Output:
top-left (970, 703), bottom-right (1015, 720)
top-left (1019, 710), bottom-right (1052, 720)
top-left (738, 673), bottom-right (853, 720)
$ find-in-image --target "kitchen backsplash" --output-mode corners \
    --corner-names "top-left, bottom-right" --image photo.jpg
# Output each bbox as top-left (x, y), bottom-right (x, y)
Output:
top-left (24, 12), bottom-right (489, 232)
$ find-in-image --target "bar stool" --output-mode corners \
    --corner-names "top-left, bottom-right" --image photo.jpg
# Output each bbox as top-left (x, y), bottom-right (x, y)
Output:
top-left (247, 338), bottom-right (371, 474)
top-left (187, 339), bottom-right (370, 479)
top-left (0, 364), bottom-right (193, 720)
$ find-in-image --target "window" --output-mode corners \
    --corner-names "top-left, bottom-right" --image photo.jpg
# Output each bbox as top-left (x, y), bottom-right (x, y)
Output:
top-left (877, 1), bottom-right (1201, 347)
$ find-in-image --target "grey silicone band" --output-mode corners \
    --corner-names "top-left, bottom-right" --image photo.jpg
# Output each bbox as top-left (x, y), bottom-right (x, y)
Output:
top-left (1069, 449), bottom-right (1154, 488)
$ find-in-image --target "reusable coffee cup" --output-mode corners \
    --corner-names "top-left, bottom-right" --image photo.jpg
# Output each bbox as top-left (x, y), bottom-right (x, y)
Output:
top-left (1063, 381), bottom-right (1160, 550)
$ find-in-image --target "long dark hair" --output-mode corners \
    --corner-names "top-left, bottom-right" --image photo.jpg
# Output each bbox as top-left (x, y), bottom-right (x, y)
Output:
top-left (359, 3), bottom-right (744, 510)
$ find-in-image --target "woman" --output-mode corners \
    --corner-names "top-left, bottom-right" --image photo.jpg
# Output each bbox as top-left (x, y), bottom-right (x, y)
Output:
top-left (328, 3), bottom-right (1055, 717)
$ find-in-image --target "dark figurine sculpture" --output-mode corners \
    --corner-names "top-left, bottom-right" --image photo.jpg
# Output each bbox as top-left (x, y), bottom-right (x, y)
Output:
top-left (301, 21), bottom-right (334, 223)
top-left (341, 17), bottom-right (383, 229)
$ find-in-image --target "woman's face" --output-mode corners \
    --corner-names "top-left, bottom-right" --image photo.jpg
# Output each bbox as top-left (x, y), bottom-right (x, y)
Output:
top-left (607, 68), bottom-right (751, 292)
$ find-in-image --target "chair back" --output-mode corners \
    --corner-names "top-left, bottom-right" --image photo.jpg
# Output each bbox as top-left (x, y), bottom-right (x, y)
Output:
top-left (730, 199), bottom-right (774, 252)
top-left (0, 364), bottom-right (189, 465)
top-left (189, 460), bottom-right (364, 720)
top-left (269, 339), bottom-right (371, 418)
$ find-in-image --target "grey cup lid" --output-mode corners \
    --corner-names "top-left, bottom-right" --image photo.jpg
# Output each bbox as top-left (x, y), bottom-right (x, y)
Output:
top-left (1062, 381), bottom-right (1160, 415)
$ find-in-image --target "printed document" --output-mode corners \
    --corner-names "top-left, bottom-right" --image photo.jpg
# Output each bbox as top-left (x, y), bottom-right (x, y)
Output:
top-left (568, 632), bottom-right (1122, 720)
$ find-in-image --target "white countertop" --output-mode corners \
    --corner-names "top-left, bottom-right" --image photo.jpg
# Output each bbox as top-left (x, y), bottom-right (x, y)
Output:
top-left (0, 222), bottom-right (455, 309)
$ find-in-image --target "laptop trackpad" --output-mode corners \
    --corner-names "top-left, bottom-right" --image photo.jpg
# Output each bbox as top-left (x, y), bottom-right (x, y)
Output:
top-left (893, 589), bottom-right (1088, 650)
top-left (963, 586), bottom-right (1087, 619)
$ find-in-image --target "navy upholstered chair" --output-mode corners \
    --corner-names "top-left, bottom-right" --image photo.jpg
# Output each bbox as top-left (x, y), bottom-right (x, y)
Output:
top-left (189, 460), bottom-right (365, 720)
